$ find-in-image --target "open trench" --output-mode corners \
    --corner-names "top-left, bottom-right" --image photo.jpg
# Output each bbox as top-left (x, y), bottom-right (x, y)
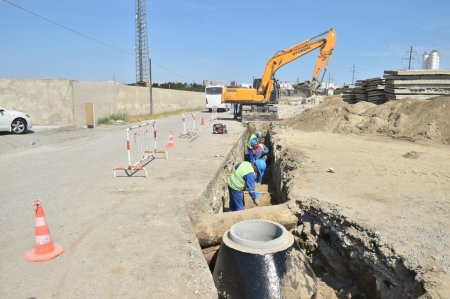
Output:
top-left (188, 124), bottom-right (426, 298)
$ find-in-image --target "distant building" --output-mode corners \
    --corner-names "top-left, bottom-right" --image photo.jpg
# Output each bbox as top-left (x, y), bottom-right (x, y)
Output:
top-left (422, 50), bottom-right (440, 70)
top-left (279, 81), bottom-right (295, 95)
top-left (202, 80), bottom-right (209, 86)
top-left (209, 80), bottom-right (226, 86)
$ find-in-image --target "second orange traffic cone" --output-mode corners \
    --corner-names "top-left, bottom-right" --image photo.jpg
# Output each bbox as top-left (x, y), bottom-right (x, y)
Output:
top-left (200, 116), bottom-right (205, 125)
top-left (167, 130), bottom-right (176, 148)
top-left (26, 199), bottom-right (64, 262)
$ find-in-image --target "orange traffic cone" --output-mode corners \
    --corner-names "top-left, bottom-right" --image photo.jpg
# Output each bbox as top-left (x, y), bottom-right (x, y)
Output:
top-left (26, 199), bottom-right (64, 262)
top-left (200, 116), bottom-right (205, 125)
top-left (167, 130), bottom-right (176, 148)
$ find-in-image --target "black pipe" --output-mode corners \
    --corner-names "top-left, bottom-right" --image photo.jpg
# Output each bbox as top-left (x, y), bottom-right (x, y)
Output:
top-left (213, 220), bottom-right (317, 298)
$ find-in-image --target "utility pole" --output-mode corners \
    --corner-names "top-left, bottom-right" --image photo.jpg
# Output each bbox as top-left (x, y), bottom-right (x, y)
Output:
top-left (351, 64), bottom-right (356, 85)
top-left (402, 46), bottom-right (417, 70)
top-left (149, 58), bottom-right (153, 115)
top-left (408, 46), bottom-right (413, 70)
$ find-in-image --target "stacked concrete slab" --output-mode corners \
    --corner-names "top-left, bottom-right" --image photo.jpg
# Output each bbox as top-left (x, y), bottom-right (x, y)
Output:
top-left (342, 88), bottom-right (356, 104)
top-left (342, 78), bottom-right (386, 104)
top-left (365, 77), bottom-right (387, 104)
top-left (384, 70), bottom-right (450, 100)
top-left (353, 80), bottom-right (367, 102)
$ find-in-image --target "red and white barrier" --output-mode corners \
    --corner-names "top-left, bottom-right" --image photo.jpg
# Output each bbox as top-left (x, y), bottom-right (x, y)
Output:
top-left (113, 121), bottom-right (167, 178)
top-left (145, 121), bottom-right (168, 159)
top-left (178, 112), bottom-right (200, 139)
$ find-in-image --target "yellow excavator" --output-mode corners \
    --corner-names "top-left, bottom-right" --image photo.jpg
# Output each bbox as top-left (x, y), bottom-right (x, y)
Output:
top-left (223, 28), bottom-right (336, 120)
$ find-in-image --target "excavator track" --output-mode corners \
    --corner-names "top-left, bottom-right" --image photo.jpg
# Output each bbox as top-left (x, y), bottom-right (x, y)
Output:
top-left (240, 105), bottom-right (280, 123)
top-left (241, 112), bottom-right (279, 123)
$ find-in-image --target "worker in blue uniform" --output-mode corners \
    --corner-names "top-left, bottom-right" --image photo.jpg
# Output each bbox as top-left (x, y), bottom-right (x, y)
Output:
top-left (253, 143), bottom-right (269, 161)
top-left (254, 158), bottom-right (267, 184)
top-left (228, 161), bottom-right (264, 211)
top-left (233, 103), bottom-right (239, 119)
top-left (247, 131), bottom-right (263, 163)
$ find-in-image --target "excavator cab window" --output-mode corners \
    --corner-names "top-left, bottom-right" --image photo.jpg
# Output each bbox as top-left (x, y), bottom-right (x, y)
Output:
top-left (253, 78), bottom-right (262, 91)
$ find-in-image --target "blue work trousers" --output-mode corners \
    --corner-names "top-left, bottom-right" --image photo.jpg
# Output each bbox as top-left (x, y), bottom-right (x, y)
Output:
top-left (248, 148), bottom-right (255, 164)
top-left (256, 170), bottom-right (265, 184)
top-left (228, 186), bottom-right (245, 211)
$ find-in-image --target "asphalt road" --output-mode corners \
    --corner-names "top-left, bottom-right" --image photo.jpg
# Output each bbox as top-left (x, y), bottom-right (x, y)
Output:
top-left (0, 111), bottom-right (244, 298)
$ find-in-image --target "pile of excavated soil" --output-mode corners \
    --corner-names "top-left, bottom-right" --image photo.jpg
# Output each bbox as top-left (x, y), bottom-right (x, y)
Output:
top-left (286, 96), bottom-right (450, 144)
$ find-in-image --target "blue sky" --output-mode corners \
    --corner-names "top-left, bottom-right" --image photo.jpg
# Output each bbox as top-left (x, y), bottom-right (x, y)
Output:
top-left (1, 0), bottom-right (449, 85)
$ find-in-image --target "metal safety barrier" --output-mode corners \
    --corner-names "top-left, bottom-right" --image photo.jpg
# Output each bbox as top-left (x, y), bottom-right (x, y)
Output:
top-left (144, 121), bottom-right (169, 159)
top-left (178, 112), bottom-right (200, 139)
top-left (113, 121), bottom-right (168, 178)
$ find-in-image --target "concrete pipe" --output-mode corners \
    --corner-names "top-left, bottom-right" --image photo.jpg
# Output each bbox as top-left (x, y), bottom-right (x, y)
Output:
top-left (193, 203), bottom-right (300, 248)
top-left (212, 220), bottom-right (317, 299)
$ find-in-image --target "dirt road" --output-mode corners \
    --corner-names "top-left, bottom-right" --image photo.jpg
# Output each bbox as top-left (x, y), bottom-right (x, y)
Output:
top-left (0, 111), bottom-right (243, 298)
top-left (275, 129), bottom-right (450, 296)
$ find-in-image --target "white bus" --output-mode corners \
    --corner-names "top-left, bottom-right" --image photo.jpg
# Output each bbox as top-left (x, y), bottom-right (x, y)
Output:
top-left (205, 85), bottom-right (230, 112)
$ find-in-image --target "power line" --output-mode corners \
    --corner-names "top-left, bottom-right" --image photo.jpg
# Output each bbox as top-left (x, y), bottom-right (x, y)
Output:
top-left (2, 0), bottom-right (130, 54)
top-left (1, 0), bottom-right (190, 82)
top-left (151, 60), bottom-right (190, 81)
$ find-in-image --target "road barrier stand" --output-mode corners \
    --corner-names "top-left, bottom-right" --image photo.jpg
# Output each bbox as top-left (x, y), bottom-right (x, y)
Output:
top-left (178, 112), bottom-right (200, 139)
top-left (144, 121), bottom-right (169, 159)
top-left (210, 106), bottom-right (218, 121)
top-left (113, 121), bottom-right (167, 178)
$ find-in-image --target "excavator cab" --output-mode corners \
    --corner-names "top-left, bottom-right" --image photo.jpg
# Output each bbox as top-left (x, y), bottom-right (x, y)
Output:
top-left (253, 78), bottom-right (279, 104)
top-left (253, 78), bottom-right (262, 91)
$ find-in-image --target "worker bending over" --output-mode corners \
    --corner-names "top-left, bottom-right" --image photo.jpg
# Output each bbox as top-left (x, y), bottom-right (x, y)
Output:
top-left (247, 131), bottom-right (263, 163)
top-left (254, 159), bottom-right (267, 184)
top-left (228, 161), bottom-right (263, 211)
top-left (253, 143), bottom-right (269, 161)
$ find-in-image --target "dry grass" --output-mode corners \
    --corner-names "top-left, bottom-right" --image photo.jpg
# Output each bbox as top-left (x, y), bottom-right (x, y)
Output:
top-left (126, 107), bottom-right (203, 122)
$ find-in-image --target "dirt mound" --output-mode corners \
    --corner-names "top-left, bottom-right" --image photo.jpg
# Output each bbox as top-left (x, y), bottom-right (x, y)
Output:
top-left (287, 96), bottom-right (450, 144)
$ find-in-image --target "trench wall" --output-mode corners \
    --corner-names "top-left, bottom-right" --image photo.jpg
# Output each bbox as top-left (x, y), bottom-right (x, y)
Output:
top-left (189, 123), bottom-right (279, 219)
top-left (187, 123), bottom-right (426, 297)
top-left (269, 126), bottom-right (425, 298)
top-left (188, 129), bottom-right (249, 219)
top-left (0, 78), bottom-right (204, 126)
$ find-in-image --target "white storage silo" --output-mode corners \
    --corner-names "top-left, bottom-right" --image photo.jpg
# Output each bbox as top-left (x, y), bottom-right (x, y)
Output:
top-left (429, 50), bottom-right (440, 70)
top-left (422, 52), bottom-right (429, 69)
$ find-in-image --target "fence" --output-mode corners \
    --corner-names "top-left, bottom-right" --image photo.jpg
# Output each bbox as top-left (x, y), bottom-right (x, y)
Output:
top-left (113, 121), bottom-right (168, 178)
top-left (178, 112), bottom-right (200, 139)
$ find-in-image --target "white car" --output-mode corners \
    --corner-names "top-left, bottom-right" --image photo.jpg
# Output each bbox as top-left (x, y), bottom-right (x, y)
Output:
top-left (0, 107), bottom-right (33, 134)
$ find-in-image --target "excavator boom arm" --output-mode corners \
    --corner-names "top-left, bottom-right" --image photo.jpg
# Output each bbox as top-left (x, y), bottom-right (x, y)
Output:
top-left (259, 28), bottom-right (336, 97)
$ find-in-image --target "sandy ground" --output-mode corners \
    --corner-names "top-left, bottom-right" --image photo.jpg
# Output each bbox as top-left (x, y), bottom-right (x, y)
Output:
top-left (2, 95), bottom-right (448, 297)
top-left (0, 111), bottom-right (243, 298)
top-left (275, 128), bottom-right (450, 296)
